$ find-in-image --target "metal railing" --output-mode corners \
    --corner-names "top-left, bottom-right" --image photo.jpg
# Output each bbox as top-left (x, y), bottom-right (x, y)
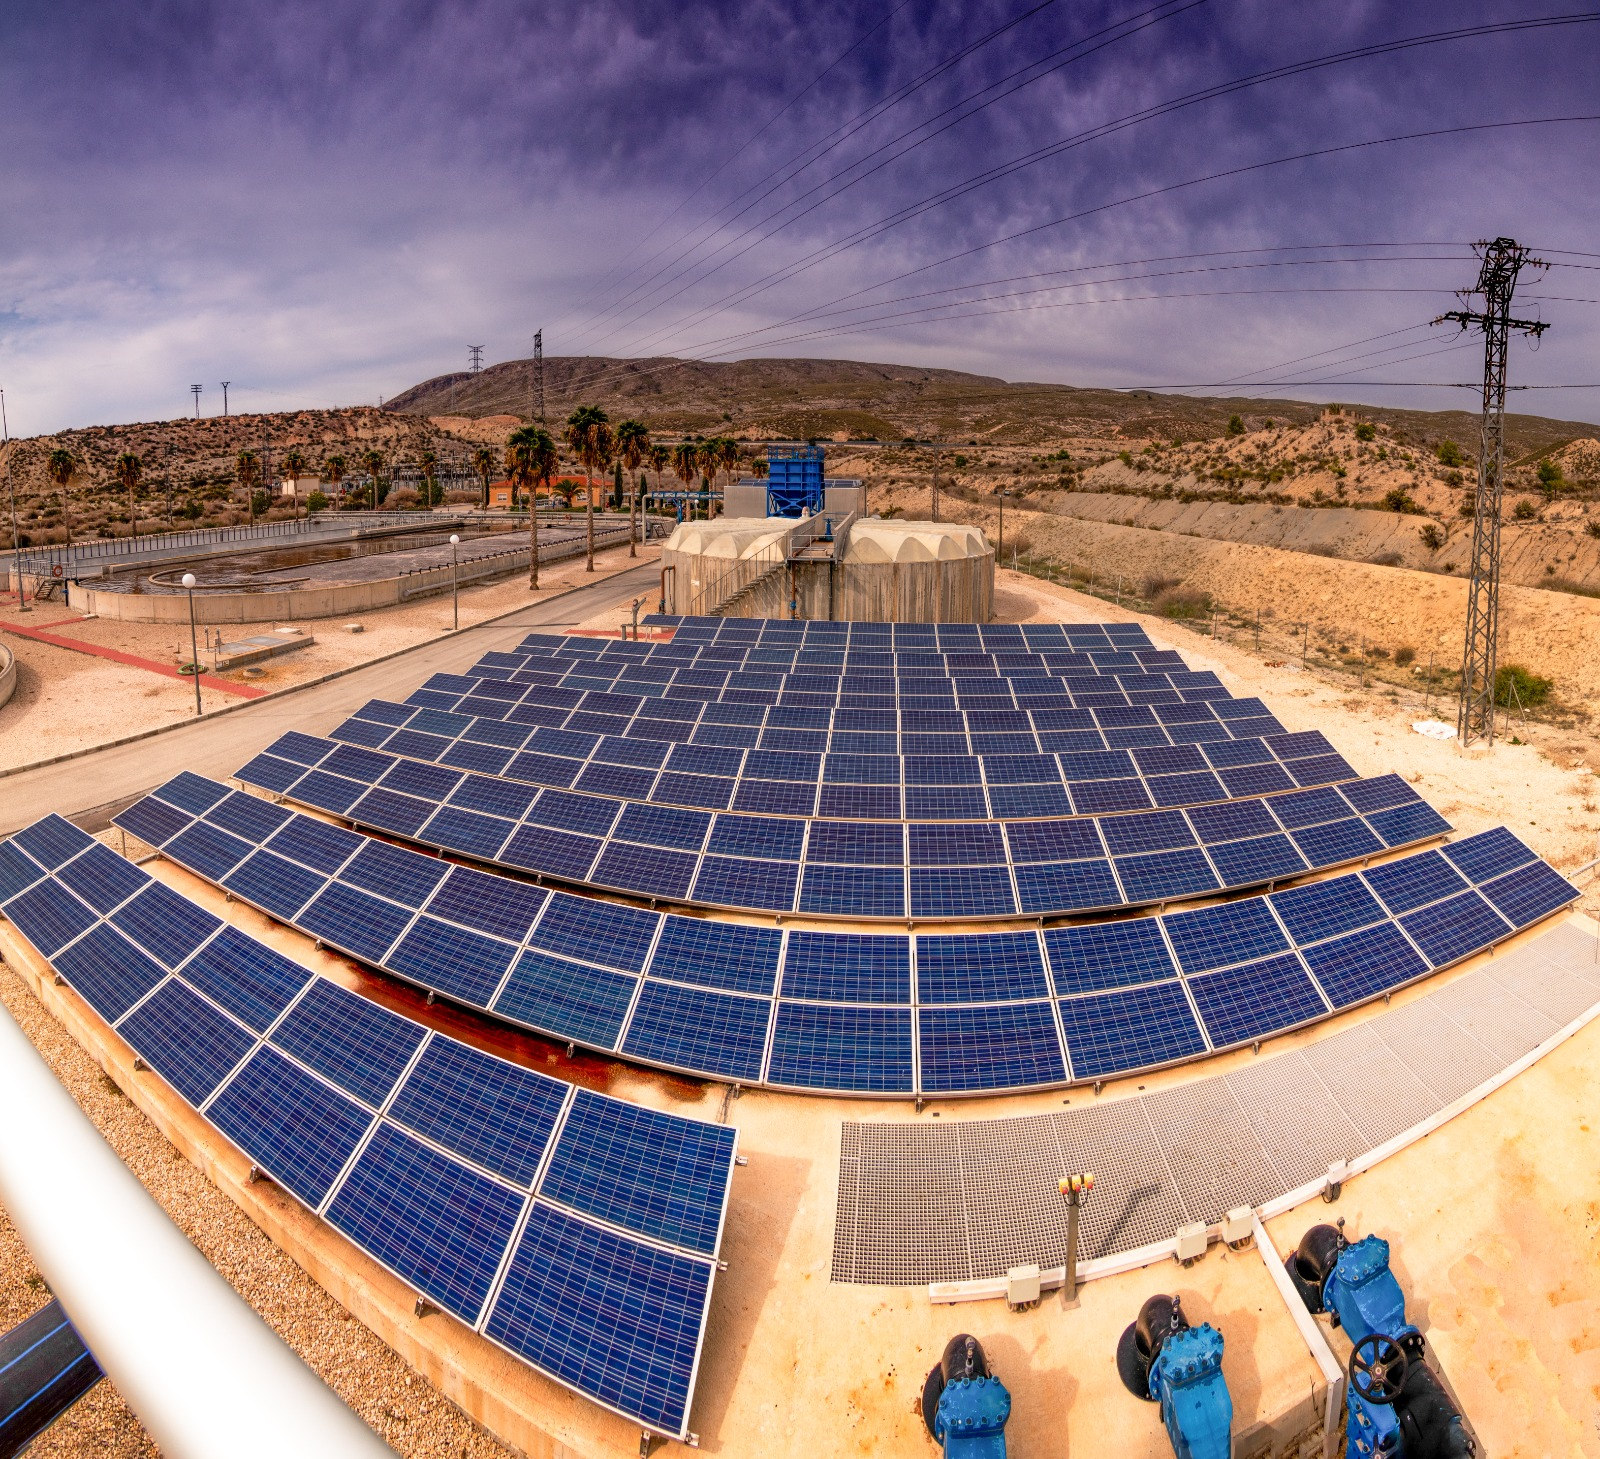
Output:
top-left (394, 522), bottom-right (641, 599)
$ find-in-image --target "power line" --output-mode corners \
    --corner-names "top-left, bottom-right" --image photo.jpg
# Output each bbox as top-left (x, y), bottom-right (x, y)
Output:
top-left (607, 15), bottom-right (1600, 358)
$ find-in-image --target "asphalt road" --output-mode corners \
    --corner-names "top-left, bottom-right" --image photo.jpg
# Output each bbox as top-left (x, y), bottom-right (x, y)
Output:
top-left (0, 559), bottom-right (661, 836)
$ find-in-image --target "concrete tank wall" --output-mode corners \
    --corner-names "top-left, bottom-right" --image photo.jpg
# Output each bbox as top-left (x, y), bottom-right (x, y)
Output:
top-left (0, 644), bottom-right (15, 711)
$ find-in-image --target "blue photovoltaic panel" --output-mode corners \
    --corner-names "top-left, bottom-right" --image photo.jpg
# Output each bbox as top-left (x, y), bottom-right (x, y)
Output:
top-left (421, 805), bottom-right (515, 860)
top-left (264, 730), bottom-right (337, 766)
top-left (704, 815), bottom-right (804, 861)
top-left (1187, 953), bottom-right (1327, 1048)
top-left (1300, 922), bottom-right (1429, 1008)
top-left (623, 981), bottom-right (769, 1082)
top-left (163, 820), bottom-right (256, 883)
top-left (206, 791), bottom-right (293, 844)
top-left (494, 949), bottom-right (637, 1048)
top-left (541, 1090), bottom-right (735, 1255)
top-left (1163, 897), bottom-right (1290, 974)
top-left (592, 842), bottom-right (697, 899)
top-left (270, 979), bottom-right (426, 1108)
top-left (782, 932), bottom-right (910, 1003)
top-left (500, 823), bottom-right (602, 882)
top-left (54, 842), bottom-right (151, 914)
top-left (1478, 859), bottom-right (1577, 928)
top-left (151, 771), bottom-right (233, 818)
top-left (325, 1122), bottom-right (526, 1326)
top-left (265, 816), bottom-right (364, 875)
top-left (647, 919), bottom-right (782, 996)
top-left (691, 856), bottom-right (798, 912)
top-left (1439, 826), bottom-right (1536, 883)
top-left (1045, 918), bottom-right (1176, 996)
top-left (1399, 891), bottom-right (1512, 967)
top-left (484, 1202), bottom-right (711, 1437)
top-left (111, 882), bottom-right (220, 967)
top-left (112, 795), bottom-right (193, 848)
top-left (0, 839), bottom-right (44, 904)
top-left (1003, 818), bottom-right (1104, 864)
top-left (1290, 818), bottom-right (1385, 867)
top-left (53, 923), bottom-right (168, 1022)
top-left (1113, 848), bottom-right (1218, 903)
top-left (1337, 774), bottom-right (1414, 814)
top-left (797, 863), bottom-right (905, 918)
top-left (909, 866), bottom-right (1016, 919)
top-left (222, 850), bottom-right (327, 921)
top-left (1367, 801), bottom-right (1453, 848)
top-left (1363, 849), bottom-right (1469, 915)
top-left (298, 881), bottom-right (415, 964)
top-left (180, 925), bottom-right (312, 1033)
top-left (1057, 983), bottom-right (1207, 1079)
top-left (388, 1037), bottom-right (565, 1187)
top-left (1187, 799), bottom-right (1278, 843)
top-left (918, 1002), bottom-right (1066, 1093)
top-left (1206, 834), bottom-right (1307, 887)
top-left (1100, 809), bottom-right (1194, 857)
top-left (4, 882), bottom-right (100, 958)
top-left (117, 979), bottom-right (255, 1107)
top-left (234, 752), bottom-right (308, 794)
top-left (1269, 876), bottom-right (1387, 945)
top-left (915, 932), bottom-right (1049, 1003)
top-left (529, 894), bottom-right (659, 974)
top-left (291, 771), bottom-right (367, 815)
top-left (387, 917), bottom-right (517, 1007)
top-left (1014, 859), bottom-right (1121, 914)
top-left (207, 1046), bottom-right (374, 1208)
top-left (767, 1003), bottom-right (914, 1093)
top-left (424, 865), bottom-right (548, 944)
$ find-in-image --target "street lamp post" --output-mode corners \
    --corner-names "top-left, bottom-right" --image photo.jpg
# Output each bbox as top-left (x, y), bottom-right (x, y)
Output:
top-left (449, 534), bottom-right (460, 631)
top-left (997, 490), bottom-right (1009, 564)
top-left (181, 573), bottom-right (202, 716)
top-left (1058, 1171), bottom-right (1094, 1305)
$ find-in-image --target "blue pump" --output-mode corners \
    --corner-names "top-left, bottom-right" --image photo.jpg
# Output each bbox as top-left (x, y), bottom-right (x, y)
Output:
top-left (1117, 1294), bottom-right (1233, 1459)
top-left (1288, 1223), bottom-right (1474, 1459)
top-left (921, 1335), bottom-right (1010, 1458)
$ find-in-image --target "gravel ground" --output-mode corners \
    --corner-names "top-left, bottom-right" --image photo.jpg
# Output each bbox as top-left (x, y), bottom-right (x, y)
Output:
top-left (0, 539), bottom-right (659, 770)
top-left (0, 959), bottom-right (517, 1458)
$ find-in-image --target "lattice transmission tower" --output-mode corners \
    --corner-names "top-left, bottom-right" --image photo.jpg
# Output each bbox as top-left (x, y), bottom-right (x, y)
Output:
top-left (468, 345), bottom-right (484, 374)
top-left (1435, 238), bottom-right (1548, 748)
top-left (532, 329), bottom-right (545, 425)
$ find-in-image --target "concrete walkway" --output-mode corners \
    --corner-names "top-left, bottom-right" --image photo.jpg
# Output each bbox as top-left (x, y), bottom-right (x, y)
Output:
top-left (0, 560), bottom-right (660, 836)
top-left (0, 617), bottom-right (267, 699)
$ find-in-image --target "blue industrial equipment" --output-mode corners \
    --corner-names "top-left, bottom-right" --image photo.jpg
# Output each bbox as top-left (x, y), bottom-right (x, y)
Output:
top-left (1287, 1222), bottom-right (1475, 1458)
top-left (1116, 1295), bottom-right (1232, 1459)
top-left (921, 1335), bottom-right (1010, 1457)
top-left (766, 444), bottom-right (825, 516)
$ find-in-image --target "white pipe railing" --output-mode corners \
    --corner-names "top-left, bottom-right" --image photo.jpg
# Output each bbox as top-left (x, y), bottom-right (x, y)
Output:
top-left (0, 1001), bottom-right (394, 1458)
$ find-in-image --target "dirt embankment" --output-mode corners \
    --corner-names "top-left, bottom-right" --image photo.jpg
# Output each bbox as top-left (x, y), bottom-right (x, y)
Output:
top-left (1037, 489), bottom-right (1600, 591)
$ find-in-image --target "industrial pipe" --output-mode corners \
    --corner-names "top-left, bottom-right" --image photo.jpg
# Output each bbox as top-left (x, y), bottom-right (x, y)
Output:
top-left (0, 1001), bottom-right (394, 1458)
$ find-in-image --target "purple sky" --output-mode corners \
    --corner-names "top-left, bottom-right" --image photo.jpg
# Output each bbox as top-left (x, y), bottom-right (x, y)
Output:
top-left (3, 0), bottom-right (1599, 434)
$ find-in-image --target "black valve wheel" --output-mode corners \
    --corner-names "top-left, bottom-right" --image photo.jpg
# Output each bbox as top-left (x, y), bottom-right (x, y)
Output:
top-left (1348, 1333), bottom-right (1407, 1405)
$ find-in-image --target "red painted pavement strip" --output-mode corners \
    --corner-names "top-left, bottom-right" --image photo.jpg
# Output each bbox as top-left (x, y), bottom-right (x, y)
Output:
top-left (0, 620), bottom-right (266, 698)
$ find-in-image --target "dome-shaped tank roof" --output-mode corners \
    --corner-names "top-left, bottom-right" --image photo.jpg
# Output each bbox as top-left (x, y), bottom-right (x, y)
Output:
top-left (842, 519), bottom-right (991, 564)
top-left (663, 517), bottom-right (794, 559)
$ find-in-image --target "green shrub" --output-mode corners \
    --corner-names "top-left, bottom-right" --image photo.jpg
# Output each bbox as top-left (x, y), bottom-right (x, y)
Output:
top-left (1513, 499), bottom-right (1538, 520)
top-left (1154, 586), bottom-right (1212, 620)
top-left (1419, 523), bottom-right (1444, 551)
top-left (1383, 487), bottom-right (1419, 514)
top-left (1444, 469), bottom-right (1464, 488)
top-left (307, 490), bottom-right (329, 513)
top-left (1141, 575), bottom-right (1180, 600)
top-left (1437, 439), bottom-right (1464, 467)
top-left (1118, 449), bottom-right (1134, 466)
top-left (952, 454), bottom-right (968, 468)
top-left (1536, 458), bottom-right (1564, 488)
top-left (1586, 520), bottom-right (1600, 539)
top-left (1355, 423), bottom-right (1376, 442)
top-left (1394, 646), bottom-right (1416, 668)
top-left (1226, 415), bottom-right (1245, 436)
top-left (1458, 498), bottom-right (1476, 518)
top-left (1495, 663), bottom-right (1552, 708)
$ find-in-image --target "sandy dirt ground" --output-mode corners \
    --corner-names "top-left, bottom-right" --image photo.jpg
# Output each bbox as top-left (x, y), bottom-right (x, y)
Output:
top-left (0, 540), bottom-right (659, 771)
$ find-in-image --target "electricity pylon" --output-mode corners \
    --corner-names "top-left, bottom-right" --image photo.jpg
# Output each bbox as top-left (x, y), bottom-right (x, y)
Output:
top-left (1435, 238), bottom-right (1548, 748)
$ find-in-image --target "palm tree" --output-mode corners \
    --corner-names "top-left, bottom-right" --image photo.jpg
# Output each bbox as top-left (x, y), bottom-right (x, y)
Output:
top-left (672, 441), bottom-right (698, 519)
top-left (360, 449), bottom-right (385, 509)
top-left (471, 445), bottom-right (496, 508)
top-left (114, 452), bottom-right (143, 541)
top-left (235, 449), bottom-right (260, 526)
top-left (614, 420), bottom-right (649, 558)
top-left (715, 437), bottom-right (740, 518)
top-left (647, 443), bottom-right (670, 526)
top-left (45, 448), bottom-right (75, 549)
top-left (418, 448), bottom-right (439, 508)
top-left (696, 438), bottom-right (724, 518)
top-left (277, 448), bottom-right (305, 516)
top-left (506, 426), bottom-right (557, 589)
top-left (322, 453), bottom-right (347, 510)
top-left (563, 405), bottom-right (613, 572)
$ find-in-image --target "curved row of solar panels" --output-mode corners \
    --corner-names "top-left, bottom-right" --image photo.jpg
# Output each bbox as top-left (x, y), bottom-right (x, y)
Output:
top-left (237, 731), bottom-right (1447, 919)
top-left (111, 775), bottom-right (1577, 1096)
top-left (0, 814), bottom-right (734, 1440)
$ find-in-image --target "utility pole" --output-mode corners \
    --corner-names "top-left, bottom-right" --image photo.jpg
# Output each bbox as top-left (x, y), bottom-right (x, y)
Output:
top-left (1435, 238), bottom-right (1549, 748)
top-left (930, 444), bottom-right (939, 522)
top-left (468, 346), bottom-right (484, 375)
top-left (220, 381), bottom-right (231, 416)
top-left (533, 329), bottom-right (545, 425)
top-left (3, 387), bottom-right (27, 614)
top-left (190, 384), bottom-right (202, 418)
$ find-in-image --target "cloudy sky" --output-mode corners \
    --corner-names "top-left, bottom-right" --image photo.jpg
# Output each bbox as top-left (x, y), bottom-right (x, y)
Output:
top-left (3, 0), bottom-right (1599, 434)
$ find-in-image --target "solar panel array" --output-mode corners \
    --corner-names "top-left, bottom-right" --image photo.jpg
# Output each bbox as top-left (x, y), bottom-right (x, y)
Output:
top-left (236, 729), bottom-right (1450, 919)
top-left (109, 775), bottom-right (1577, 1097)
top-left (0, 815), bottom-right (734, 1439)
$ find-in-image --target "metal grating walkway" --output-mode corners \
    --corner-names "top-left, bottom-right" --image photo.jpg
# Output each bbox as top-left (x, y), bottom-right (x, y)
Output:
top-left (832, 919), bottom-right (1600, 1284)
